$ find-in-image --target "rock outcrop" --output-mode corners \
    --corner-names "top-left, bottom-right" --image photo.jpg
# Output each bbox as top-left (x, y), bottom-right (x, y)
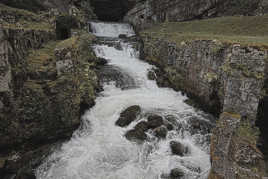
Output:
top-left (0, 2), bottom-right (101, 178)
top-left (124, 0), bottom-right (268, 30)
top-left (140, 18), bottom-right (268, 177)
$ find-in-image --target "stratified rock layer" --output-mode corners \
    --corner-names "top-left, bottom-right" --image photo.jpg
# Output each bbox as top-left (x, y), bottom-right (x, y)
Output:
top-left (141, 30), bottom-right (268, 178)
top-left (124, 0), bottom-right (268, 30)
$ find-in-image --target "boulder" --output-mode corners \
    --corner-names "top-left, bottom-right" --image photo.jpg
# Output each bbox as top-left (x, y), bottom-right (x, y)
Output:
top-left (125, 129), bottom-right (147, 142)
top-left (170, 141), bottom-right (188, 156)
top-left (147, 115), bottom-right (164, 129)
top-left (188, 117), bottom-right (213, 135)
top-left (134, 121), bottom-right (149, 131)
top-left (163, 121), bottom-right (174, 131)
top-left (115, 105), bottom-right (141, 127)
top-left (147, 69), bottom-right (156, 80)
top-left (96, 57), bottom-right (108, 66)
top-left (170, 168), bottom-right (184, 178)
top-left (153, 125), bottom-right (168, 139)
top-left (118, 34), bottom-right (127, 39)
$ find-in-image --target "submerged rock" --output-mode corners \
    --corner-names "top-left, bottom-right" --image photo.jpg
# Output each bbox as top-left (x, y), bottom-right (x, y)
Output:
top-left (147, 115), bottom-right (164, 129)
top-left (115, 105), bottom-right (141, 127)
top-left (118, 34), bottom-right (127, 39)
top-left (170, 168), bottom-right (184, 178)
top-left (170, 141), bottom-right (188, 156)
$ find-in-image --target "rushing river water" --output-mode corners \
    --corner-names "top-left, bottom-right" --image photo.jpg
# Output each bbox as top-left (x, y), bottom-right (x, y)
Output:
top-left (36, 22), bottom-right (212, 179)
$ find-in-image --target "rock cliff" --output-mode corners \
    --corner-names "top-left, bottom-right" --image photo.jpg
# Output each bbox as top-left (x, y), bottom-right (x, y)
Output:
top-left (125, 0), bottom-right (268, 30)
top-left (0, 2), bottom-right (102, 178)
top-left (140, 15), bottom-right (268, 178)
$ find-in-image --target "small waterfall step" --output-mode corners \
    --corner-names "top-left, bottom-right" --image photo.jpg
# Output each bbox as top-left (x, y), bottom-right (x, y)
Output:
top-left (89, 21), bottom-right (135, 38)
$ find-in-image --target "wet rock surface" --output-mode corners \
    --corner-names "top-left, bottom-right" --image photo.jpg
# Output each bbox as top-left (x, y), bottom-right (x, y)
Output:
top-left (170, 141), bottom-right (188, 156)
top-left (97, 65), bottom-right (136, 89)
top-left (153, 125), bottom-right (168, 139)
top-left (125, 128), bottom-right (147, 142)
top-left (115, 105), bottom-right (142, 127)
top-left (147, 115), bottom-right (164, 129)
top-left (170, 168), bottom-right (184, 178)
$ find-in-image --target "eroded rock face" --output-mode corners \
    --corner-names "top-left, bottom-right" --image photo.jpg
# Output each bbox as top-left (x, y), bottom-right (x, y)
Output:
top-left (124, 0), bottom-right (267, 30)
top-left (141, 33), bottom-right (268, 178)
top-left (209, 113), bottom-right (265, 179)
top-left (0, 31), bottom-right (100, 178)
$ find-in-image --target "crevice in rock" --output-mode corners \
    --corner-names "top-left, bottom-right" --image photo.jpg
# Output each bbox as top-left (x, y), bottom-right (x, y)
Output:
top-left (256, 89), bottom-right (268, 174)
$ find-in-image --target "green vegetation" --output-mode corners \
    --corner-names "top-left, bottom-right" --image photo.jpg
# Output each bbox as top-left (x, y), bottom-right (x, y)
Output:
top-left (27, 41), bottom-right (59, 78)
top-left (237, 119), bottom-right (260, 146)
top-left (142, 15), bottom-right (268, 49)
top-left (0, 3), bottom-right (52, 30)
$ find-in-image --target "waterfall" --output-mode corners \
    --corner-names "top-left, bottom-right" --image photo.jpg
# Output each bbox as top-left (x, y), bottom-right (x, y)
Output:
top-left (36, 22), bottom-right (211, 179)
top-left (90, 22), bottom-right (135, 38)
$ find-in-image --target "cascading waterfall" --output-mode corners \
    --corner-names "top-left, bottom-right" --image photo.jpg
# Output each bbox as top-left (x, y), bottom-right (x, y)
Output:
top-left (36, 22), bottom-right (212, 179)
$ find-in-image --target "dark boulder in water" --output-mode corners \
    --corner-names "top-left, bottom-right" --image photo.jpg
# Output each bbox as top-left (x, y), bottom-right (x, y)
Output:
top-left (147, 115), bottom-right (164, 129)
top-left (115, 105), bottom-right (141, 127)
top-left (134, 121), bottom-right (149, 132)
top-left (153, 125), bottom-right (168, 139)
top-left (170, 141), bottom-right (188, 156)
top-left (125, 129), bottom-right (147, 142)
top-left (170, 168), bottom-right (184, 178)
top-left (118, 34), bottom-right (127, 39)
top-left (188, 116), bottom-right (213, 135)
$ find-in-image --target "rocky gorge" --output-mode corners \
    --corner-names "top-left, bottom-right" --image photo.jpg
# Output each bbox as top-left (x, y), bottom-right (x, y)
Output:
top-left (0, 0), bottom-right (268, 179)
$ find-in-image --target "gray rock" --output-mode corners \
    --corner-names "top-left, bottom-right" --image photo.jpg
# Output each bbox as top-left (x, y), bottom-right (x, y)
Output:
top-left (118, 34), bottom-right (127, 39)
top-left (134, 121), bottom-right (149, 131)
top-left (116, 105), bottom-right (141, 127)
top-left (153, 125), bottom-right (168, 139)
top-left (147, 115), bottom-right (164, 129)
top-left (125, 128), bottom-right (147, 142)
top-left (170, 141), bottom-right (188, 156)
top-left (170, 168), bottom-right (184, 178)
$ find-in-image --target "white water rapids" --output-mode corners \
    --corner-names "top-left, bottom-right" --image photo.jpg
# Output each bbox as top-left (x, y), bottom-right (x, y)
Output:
top-left (36, 22), bottom-right (211, 179)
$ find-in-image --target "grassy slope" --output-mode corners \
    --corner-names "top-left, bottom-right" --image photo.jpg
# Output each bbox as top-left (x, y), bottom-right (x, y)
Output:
top-left (0, 3), bottom-right (53, 30)
top-left (141, 15), bottom-right (268, 49)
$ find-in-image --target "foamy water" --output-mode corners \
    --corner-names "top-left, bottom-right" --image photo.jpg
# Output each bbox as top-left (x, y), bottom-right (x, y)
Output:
top-left (36, 22), bottom-right (211, 179)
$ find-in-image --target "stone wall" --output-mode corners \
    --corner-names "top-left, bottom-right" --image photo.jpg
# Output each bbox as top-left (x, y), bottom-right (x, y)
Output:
top-left (124, 0), bottom-right (268, 30)
top-left (141, 33), bottom-right (268, 178)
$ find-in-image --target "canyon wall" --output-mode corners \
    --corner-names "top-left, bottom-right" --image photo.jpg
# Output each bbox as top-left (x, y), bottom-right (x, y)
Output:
top-left (125, 0), bottom-right (268, 30)
top-left (141, 33), bottom-right (268, 178)
top-left (0, 2), bottom-right (102, 178)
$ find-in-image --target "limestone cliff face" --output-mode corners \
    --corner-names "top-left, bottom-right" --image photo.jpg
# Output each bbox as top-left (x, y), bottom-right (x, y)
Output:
top-left (0, 2), bottom-right (101, 178)
top-left (141, 33), bottom-right (268, 178)
top-left (125, 0), bottom-right (268, 30)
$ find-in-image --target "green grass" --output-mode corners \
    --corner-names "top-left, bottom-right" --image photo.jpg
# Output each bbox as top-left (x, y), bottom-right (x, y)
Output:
top-left (0, 3), bottom-right (53, 30)
top-left (141, 15), bottom-right (268, 49)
